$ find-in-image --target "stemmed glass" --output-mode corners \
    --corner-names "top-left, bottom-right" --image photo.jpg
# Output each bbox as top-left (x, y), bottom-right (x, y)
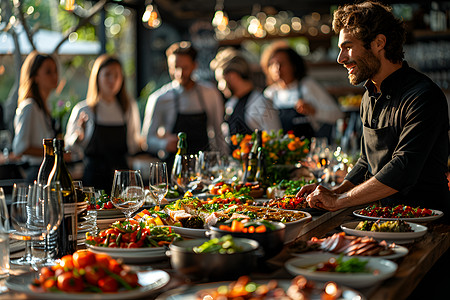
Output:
top-left (29, 182), bottom-right (63, 267)
top-left (171, 154), bottom-right (199, 193)
top-left (111, 170), bottom-right (145, 221)
top-left (196, 151), bottom-right (222, 186)
top-left (10, 183), bottom-right (41, 266)
top-left (149, 162), bottom-right (168, 207)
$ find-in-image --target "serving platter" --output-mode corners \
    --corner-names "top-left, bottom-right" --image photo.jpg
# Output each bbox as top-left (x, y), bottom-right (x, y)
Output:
top-left (155, 279), bottom-right (365, 300)
top-left (340, 221), bottom-right (427, 244)
top-left (292, 244), bottom-right (409, 260)
top-left (353, 209), bottom-right (444, 222)
top-left (87, 245), bottom-right (167, 263)
top-left (285, 253), bottom-right (398, 288)
top-left (5, 270), bottom-right (170, 299)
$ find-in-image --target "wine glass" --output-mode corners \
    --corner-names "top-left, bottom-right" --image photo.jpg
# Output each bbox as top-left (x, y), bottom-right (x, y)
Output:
top-left (110, 170), bottom-right (145, 221)
top-left (30, 182), bottom-right (63, 267)
top-left (149, 162), bottom-right (168, 207)
top-left (196, 151), bottom-right (222, 186)
top-left (9, 183), bottom-right (42, 266)
top-left (171, 154), bottom-right (199, 193)
top-left (83, 186), bottom-right (98, 235)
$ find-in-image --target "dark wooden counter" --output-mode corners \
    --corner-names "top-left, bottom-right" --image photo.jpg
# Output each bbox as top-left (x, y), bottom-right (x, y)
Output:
top-left (1, 207), bottom-right (449, 299)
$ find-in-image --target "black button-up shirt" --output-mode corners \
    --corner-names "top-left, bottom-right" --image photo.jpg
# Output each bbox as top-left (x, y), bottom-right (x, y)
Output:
top-left (346, 62), bottom-right (450, 217)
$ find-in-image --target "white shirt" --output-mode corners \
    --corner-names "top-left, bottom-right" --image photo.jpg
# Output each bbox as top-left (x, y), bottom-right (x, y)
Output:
top-left (142, 81), bottom-right (228, 157)
top-left (223, 90), bottom-right (282, 137)
top-left (13, 98), bottom-right (54, 166)
top-left (64, 99), bottom-right (142, 161)
top-left (264, 77), bottom-right (344, 131)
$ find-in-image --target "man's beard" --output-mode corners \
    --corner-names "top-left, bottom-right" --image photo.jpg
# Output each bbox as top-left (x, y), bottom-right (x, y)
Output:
top-left (348, 49), bottom-right (381, 85)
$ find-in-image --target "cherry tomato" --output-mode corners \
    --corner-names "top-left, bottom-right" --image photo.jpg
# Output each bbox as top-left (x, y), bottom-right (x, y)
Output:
top-left (108, 259), bottom-right (123, 274)
top-left (98, 276), bottom-right (119, 292)
top-left (57, 272), bottom-right (84, 292)
top-left (43, 278), bottom-right (57, 291)
top-left (39, 266), bottom-right (55, 284)
top-left (60, 255), bottom-right (74, 270)
top-left (94, 253), bottom-right (111, 270)
top-left (127, 242), bottom-right (139, 248)
top-left (120, 269), bottom-right (139, 287)
top-left (84, 265), bottom-right (106, 285)
top-left (73, 250), bottom-right (96, 269)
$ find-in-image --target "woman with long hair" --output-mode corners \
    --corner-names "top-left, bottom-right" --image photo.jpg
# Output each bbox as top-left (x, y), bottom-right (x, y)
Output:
top-left (261, 42), bottom-right (343, 142)
top-left (12, 51), bottom-right (59, 183)
top-left (65, 54), bottom-right (143, 192)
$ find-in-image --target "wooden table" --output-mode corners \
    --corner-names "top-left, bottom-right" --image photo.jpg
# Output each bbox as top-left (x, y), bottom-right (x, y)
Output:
top-left (1, 207), bottom-right (449, 299)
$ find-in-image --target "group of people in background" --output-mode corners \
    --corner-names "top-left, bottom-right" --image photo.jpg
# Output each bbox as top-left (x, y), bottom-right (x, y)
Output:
top-left (9, 1), bottom-right (449, 227)
top-left (11, 39), bottom-right (342, 192)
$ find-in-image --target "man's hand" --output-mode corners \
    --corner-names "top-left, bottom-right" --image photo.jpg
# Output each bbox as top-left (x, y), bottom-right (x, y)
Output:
top-left (306, 185), bottom-right (341, 211)
top-left (296, 183), bottom-right (318, 198)
top-left (295, 99), bottom-right (316, 116)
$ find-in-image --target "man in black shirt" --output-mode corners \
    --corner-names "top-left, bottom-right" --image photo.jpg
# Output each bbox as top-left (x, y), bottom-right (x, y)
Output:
top-left (298, 1), bottom-right (450, 221)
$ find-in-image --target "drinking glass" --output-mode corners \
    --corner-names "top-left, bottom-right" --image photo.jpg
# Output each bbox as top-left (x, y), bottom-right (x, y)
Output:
top-left (171, 154), bottom-right (199, 193)
top-left (10, 183), bottom-right (41, 266)
top-left (196, 151), bottom-right (222, 186)
top-left (111, 170), bottom-right (145, 221)
top-left (0, 187), bottom-right (10, 279)
top-left (30, 183), bottom-right (63, 267)
top-left (149, 162), bottom-right (168, 207)
top-left (83, 187), bottom-right (97, 235)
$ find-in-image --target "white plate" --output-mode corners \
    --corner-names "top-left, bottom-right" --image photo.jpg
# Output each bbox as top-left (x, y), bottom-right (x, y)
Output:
top-left (155, 279), bottom-right (365, 300)
top-left (341, 221), bottom-right (427, 243)
top-left (87, 245), bottom-right (167, 263)
top-left (97, 209), bottom-right (125, 219)
top-left (6, 270), bottom-right (170, 299)
top-left (284, 210), bottom-right (312, 243)
top-left (285, 253), bottom-right (398, 288)
top-left (353, 209), bottom-right (444, 222)
top-left (293, 244), bottom-right (409, 260)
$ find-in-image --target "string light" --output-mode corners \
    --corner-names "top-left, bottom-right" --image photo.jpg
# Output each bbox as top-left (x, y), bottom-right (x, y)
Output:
top-left (212, 0), bottom-right (229, 32)
top-left (60, 0), bottom-right (75, 12)
top-left (142, 0), bottom-right (162, 29)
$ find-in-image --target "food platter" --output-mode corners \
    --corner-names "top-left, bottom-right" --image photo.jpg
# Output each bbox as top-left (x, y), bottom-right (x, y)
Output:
top-left (155, 279), bottom-right (365, 300)
top-left (285, 253), bottom-right (398, 288)
top-left (5, 270), bottom-right (170, 300)
top-left (87, 245), bottom-right (167, 263)
top-left (292, 244), bottom-right (409, 260)
top-left (353, 209), bottom-right (444, 222)
top-left (340, 221), bottom-right (427, 244)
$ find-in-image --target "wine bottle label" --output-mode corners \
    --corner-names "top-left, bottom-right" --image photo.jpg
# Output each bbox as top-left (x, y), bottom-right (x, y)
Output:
top-left (63, 203), bottom-right (77, 242)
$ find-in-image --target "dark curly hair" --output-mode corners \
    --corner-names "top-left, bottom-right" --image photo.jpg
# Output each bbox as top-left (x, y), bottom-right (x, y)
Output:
top-left (332, 1), bottom-right (406, 64)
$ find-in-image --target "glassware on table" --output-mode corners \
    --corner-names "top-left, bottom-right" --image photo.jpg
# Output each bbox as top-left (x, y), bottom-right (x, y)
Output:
top-left (30, 183), bottom-right (63, 267)
top-left (110, 170), bottom-right (145, 221)
top-left (196, 151), bottom-right (222, 186)
top-left (0, 187), bottom-right (10, 278)
top-left (9, 183), bottom-right (42, 266)
top-left (83, 186), bottom-right (97, 235)
top-left (149, 162), bottom-right (168, 207)
top-left (171, 154), bottom-right (199, 193)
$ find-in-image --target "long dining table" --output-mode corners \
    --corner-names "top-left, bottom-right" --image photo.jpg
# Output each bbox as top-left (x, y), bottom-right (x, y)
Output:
top-left (1, 205), bottom-right (449, 299)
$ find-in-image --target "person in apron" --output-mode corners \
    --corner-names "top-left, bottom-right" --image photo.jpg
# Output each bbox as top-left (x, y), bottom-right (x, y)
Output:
top-left (64, 55), bottom-right (143, 193)
top-left (83, 109), bottom-right (128, 192)
top-left (261, 43), bottom-right (343, 142)
top-left (210, 48), bottom-right (282, 149)
top-left (295, 1), bottom-right (450, 224)
top-left (142, 41), bottom-right (228, 175)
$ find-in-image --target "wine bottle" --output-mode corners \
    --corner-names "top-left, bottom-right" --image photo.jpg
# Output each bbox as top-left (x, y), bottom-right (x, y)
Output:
top-left (47, 138), bottom-right (77, 257)
top-left (172, 132), bottom-right (187, 189)
top-left (255, 130), bottom-right (267, 187)
top-left (37, 138), bottom-right (55, 186)
top-left (36, 138), bottom-right (57, 258)
top-left (244, 129), bottom-right (259, 183)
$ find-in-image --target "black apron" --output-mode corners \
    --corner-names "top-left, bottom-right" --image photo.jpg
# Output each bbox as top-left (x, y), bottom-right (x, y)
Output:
top-left (166, 86), bottom-right (210, 174)
top-left (226, 92), bottom-right (253, 137)
top-left (83, 109), bottom-right (128, 193)
top-left (275, 85), bottom-right (315, 140)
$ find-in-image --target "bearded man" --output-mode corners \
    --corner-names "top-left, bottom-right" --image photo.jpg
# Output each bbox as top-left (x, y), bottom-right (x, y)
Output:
top-left (297, 1), bottom-right (450, 222)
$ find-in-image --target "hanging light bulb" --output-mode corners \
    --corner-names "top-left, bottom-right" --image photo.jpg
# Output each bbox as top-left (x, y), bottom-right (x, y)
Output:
top-left (247, 4), bottom-right (266, 38)
top-left (142, 0), bottom-right (162, 29)
top-left (212, 0), bottom-right (229, 32)
top-left (60, 0), bottom-right (75, 12)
